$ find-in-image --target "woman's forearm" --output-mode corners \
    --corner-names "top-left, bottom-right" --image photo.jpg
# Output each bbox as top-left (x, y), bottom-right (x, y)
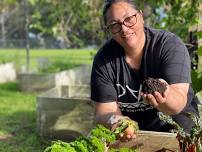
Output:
top-left (157, 84), bottom-right (188, 115)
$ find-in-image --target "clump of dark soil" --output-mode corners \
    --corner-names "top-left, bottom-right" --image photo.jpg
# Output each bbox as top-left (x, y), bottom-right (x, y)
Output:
top-left (142, 78), bottom-right (167, 94)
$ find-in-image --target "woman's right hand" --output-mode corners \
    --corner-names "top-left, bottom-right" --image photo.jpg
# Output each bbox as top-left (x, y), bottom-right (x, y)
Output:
top-left (112, 117), bottom-right (139, 141)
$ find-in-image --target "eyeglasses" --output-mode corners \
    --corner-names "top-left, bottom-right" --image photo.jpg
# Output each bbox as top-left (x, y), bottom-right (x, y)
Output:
top-left (106, 14), bottom-right (138, 34)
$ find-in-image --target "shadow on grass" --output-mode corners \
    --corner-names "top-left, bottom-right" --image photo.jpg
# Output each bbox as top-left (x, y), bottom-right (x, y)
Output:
top-left (0, 81), bottom-right (19, 91)
top-left (0, 110), bottom-right (48, 152)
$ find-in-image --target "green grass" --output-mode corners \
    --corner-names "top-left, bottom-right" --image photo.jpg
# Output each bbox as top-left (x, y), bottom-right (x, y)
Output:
top-left (0, 48), bottom-right (96, 73)
top-left (0, 48), bottom-right (95, 151)
top-left (0, 82), bottom-right (47, 152)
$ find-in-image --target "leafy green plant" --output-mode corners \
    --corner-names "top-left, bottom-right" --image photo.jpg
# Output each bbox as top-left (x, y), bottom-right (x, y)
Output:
top-left (158, 112), bottom-right (202, 152)
top-left (44, 123), bottom-right (139, 152)
top-left (44, 125), bottom-right (111, 152)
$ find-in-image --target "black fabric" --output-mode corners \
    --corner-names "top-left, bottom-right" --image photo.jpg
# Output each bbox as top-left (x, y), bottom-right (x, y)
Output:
top-left (90, 27), bottom-right (199, 133)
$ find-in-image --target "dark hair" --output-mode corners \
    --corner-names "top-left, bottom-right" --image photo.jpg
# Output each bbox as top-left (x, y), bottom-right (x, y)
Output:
top-left (103, 0), bottom-right (139, 26)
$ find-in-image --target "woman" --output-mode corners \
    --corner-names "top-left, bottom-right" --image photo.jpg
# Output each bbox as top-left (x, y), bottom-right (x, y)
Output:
top-left (90, 0), bottom-right (199, 140)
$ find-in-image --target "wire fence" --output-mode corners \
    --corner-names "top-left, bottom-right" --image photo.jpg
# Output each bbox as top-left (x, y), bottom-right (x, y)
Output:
top-left (0, 38), bottom-right (200, 72)
top-left (0, 38), bottom-right (85, 49)
top-left (0, 41), bottom-right (96, 73)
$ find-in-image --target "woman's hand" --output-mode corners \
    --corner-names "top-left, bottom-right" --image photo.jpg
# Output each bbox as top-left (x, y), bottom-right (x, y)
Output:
top-left (141, 78), bottom-right (188, 115)
top-left (118, 124), bottom-right (137, 141)
top-left (112, 117), bottom-right (139, 142)
top-left (141, 79), bottom-right (169, 108)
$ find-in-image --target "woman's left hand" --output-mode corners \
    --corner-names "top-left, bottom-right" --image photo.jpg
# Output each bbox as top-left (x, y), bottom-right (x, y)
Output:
top-left (141, 79), bottom-right (169, 108)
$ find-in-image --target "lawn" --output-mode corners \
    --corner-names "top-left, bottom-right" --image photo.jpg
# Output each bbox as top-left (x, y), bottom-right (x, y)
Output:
top-left (0, 48), bottom-right (96, 73)
top-left (0, 48), bottom-right (95, 151)
top-left (0, 82), bottom-right (47, 152)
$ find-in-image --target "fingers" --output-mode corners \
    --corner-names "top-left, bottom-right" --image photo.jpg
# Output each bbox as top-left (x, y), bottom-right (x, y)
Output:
top-left (153, 91), bottom-right (167, 103)
top-left (117, 123), bottom-right (138, 141)
top-left (118, 131), bottom-right (137, 142)
top-left (158, 78), bottom-right (169, 97)
top-left (142, 93), bottom-right (157, 107)
top-left (113, 118), bottom-right (139, 142)
top-left (142, 91), bottom-right (167, 107)
top-left (141, 78), bottom-right (169, 108)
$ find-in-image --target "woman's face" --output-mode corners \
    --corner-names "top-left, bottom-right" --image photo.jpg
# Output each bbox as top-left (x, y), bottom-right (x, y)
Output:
top-left (106, 1), bottom-right (145, 50)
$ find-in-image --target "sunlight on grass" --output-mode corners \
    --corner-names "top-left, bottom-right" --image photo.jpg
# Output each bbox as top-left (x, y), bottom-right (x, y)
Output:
top-left (0, 48), bottom-right (96, 73)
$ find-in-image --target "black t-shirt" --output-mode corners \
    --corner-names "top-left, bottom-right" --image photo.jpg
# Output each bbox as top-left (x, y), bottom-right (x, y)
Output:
top-left (91, 27), bottom-right (199, 133)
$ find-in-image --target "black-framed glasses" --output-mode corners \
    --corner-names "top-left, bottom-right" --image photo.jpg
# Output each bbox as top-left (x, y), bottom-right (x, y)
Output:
top-left (106, 13), bottom-right (138, 34)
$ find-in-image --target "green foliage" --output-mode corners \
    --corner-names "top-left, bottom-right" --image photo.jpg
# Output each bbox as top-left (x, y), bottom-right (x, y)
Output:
top-left (197, 31), bottom-right (202, 38)
top-left (135, 0), bottom-right (200, 40)
top-left (28, 0), bottom-right (103, 48)
top-left (191, 70), bottom-right (202, 93)
top-left (44, 125), bottom-right (114, 152)
top-left (89, 136), bottom-right (105, 152)
top-left (198, 47), bottom-right (202, 56)
top-left (158, 112), bottom-right (202, 152)
top-left (44, 140), bottom-right (76, 152)
top-left (72, 137), bottom-right (92, 152)
top-left (44, 124), bottom-right (139, 152)
top-left (1, 0), bottom-right (200, 47)
top-left (90, 124), bottom-right (116, 143)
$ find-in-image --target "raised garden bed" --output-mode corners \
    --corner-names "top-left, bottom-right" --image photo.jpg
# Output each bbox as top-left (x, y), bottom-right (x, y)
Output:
top-left (0, 62), bottom-right (16, 83)
top-left (36, 85), bottom-right (94, 141)
top-left (18, 64), bottom-right (91, 92)
top-left (111, 130), bottom-right (179, 151)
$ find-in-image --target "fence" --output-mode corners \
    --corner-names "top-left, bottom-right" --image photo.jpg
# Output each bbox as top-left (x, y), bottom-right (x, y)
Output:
top-left (0, 38), bottom-right (75, 49)
top-left (0, 48), bottom-right (96, 74)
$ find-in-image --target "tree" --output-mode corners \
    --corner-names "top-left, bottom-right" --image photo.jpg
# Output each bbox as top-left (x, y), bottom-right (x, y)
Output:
top-left (0, 0), bottom-right (200, 48)
top-left (29, 0), bottom-right (103, 48)
top-left (0, 0), bottom-right (18, 47)
top-left (135, 0), bottom-right (200, 41)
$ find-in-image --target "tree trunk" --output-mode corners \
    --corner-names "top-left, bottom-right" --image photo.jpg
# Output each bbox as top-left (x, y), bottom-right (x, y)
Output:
top-left (0, 13), bottom-right (6, 47)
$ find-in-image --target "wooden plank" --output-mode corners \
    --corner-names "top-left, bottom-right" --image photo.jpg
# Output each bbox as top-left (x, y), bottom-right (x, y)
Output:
top-left (110, 130), bottom-right (179, 152)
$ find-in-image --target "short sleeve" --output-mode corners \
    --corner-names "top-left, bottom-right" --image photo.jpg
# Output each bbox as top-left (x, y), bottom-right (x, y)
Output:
top-left (90, 54), bottom-right (117, 103)
top-left (160, 35), bottom-right (191, 84)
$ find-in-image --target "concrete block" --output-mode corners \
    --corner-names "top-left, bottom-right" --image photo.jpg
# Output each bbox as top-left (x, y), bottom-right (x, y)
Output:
top-left (36, 85), bottom-right (94, 141)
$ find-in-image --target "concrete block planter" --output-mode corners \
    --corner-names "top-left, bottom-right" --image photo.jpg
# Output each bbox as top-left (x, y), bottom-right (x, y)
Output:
top-left (36, 85), bottom-right (94, 141)
top-left (18, 73), bottom-right (55, 93)
top-left (18, 64), bottom-right (91, 92)
top-left (0, 62), bottom-right (16, 83)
